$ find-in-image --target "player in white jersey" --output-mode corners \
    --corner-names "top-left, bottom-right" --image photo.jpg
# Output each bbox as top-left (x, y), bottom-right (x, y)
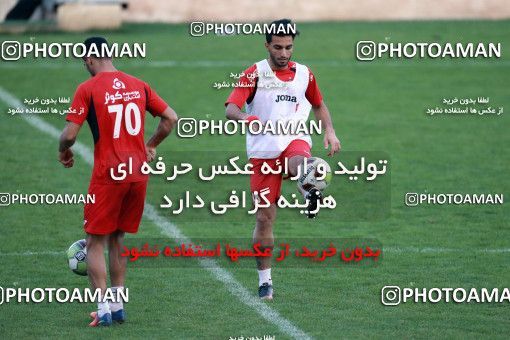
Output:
top-left (225, 19), bottom-right (341, 300)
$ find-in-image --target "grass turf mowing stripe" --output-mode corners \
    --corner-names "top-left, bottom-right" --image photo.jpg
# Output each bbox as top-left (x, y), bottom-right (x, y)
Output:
top-left (0, 85), bottom-right (312, 340)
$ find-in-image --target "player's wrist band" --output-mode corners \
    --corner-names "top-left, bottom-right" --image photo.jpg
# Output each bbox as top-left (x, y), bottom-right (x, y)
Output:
top-left (246, 115), bottom-right (259, 123)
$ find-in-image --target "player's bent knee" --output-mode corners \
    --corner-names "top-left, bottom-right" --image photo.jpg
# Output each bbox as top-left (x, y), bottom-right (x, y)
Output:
top-left (109, 230), bottom-right (125, 243)
top-left (256, 210), bottom-right (276, 228)
top-left (87, 234), bottom-right (107, 247)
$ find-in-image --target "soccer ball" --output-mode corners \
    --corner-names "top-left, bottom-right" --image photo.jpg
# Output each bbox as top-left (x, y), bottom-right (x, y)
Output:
top-left (67, 239), bottom-right (87, 276)
top-left (297, 157), bottom-right (332, 191)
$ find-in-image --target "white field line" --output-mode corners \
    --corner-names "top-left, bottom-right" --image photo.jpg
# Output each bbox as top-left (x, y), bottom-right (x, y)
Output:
top-left (0, 251), bottom-right (64, 256)
top-left (0, 86), bottom-right (311, 340)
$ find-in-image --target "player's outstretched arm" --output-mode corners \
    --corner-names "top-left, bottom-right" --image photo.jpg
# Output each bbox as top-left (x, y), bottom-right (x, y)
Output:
top-left (146, 106), bottom-right (178, 162)
top-left (312, 100), bottom-right (341, 156)
top-left (58, 122), bottom-right (81, 168)
top-left (225, 103), bottom-right (256, 121)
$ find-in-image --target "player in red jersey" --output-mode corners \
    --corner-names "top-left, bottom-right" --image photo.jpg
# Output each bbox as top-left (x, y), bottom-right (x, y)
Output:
top-left (225, 20), bottom-right (341, 300)
top-left (58, 37), bottom-right (178, 326)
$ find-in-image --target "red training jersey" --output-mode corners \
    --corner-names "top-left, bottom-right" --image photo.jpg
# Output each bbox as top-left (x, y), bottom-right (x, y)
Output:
top-left (225, 61), bottom-right (323, 109)
top-left (66, 71), bottom-right (168, 184)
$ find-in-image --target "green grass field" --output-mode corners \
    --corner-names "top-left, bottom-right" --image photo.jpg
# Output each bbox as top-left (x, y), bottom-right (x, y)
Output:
top-left (0, 20), bottom-right (509, 338)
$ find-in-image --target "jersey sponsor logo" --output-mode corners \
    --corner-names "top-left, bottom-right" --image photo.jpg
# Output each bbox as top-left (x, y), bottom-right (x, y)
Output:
top-left (112, 78), bottom-right (126, 90)
top-left (104, 90), bottom-right (141, 105)
top-left (275, 94), bottom-right (297, 103)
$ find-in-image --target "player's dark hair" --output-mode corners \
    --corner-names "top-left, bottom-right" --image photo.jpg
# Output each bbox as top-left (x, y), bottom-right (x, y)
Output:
top-left (265, 19), bottom-right (299, 43)
top-left (83, 36), bottom-right (110, 59)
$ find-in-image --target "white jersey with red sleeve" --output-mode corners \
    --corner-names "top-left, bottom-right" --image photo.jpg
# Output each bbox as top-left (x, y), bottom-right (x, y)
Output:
top-left (245, 59), bottom-right (312, 159)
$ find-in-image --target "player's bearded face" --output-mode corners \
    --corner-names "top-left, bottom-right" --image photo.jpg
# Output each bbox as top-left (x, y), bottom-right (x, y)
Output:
top-left (266, 35), bottom-right (294, 68)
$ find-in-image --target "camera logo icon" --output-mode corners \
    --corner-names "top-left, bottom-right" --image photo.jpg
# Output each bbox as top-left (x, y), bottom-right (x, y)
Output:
top-left (381, 286), bottom-right (401, 306)
top-left (1, 41), bottom-right (21, 61)
top-left (356, 41), bottom-right (376, 61)
top-left (0, 193), bottom-right (11, 206)
top-left (190, 22), bottom-right (206, 37)
top-left (177, 118), bottom-right (198, 138)
top-left (405, 193), bottom-right (419, 207)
